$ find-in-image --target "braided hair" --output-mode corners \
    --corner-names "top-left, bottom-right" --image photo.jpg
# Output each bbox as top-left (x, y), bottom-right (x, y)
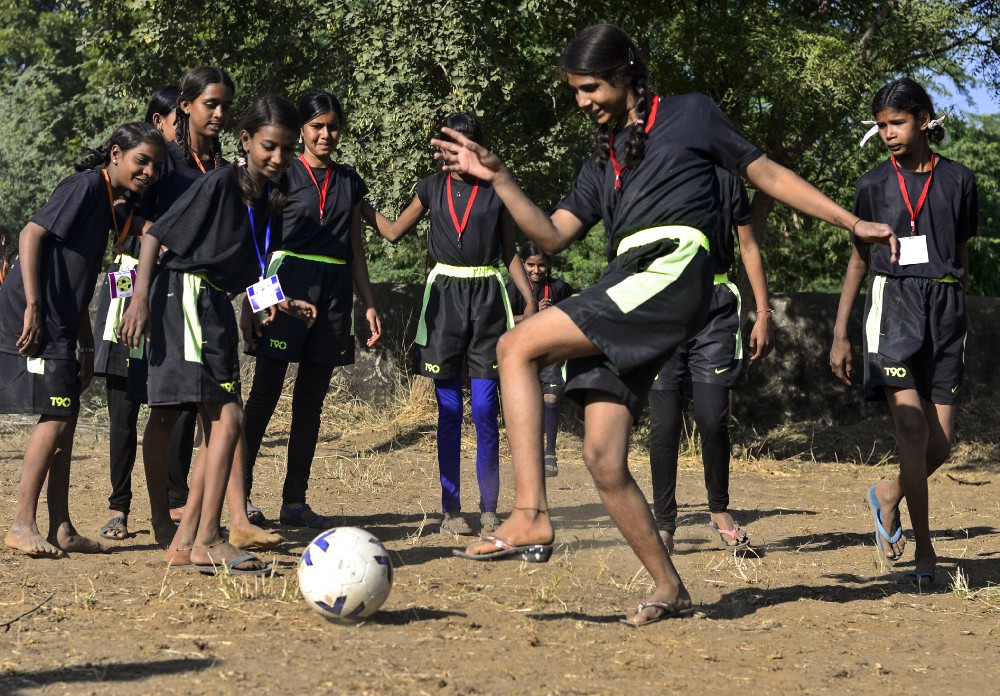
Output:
top-left (561, 24), bottom-right (652, 169)
top-left (73, 122), bottom-right (166, 172)
top-left (872, 77), bottom-right (946, 145)
top-left (235, 95), bottom-right (301, 217)
top-left (174, 66), bottom-right (235, 167)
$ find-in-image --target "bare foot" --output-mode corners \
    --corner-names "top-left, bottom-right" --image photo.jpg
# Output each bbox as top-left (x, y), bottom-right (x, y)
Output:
top-left (658, 529), bottom-right (675, 554)
top-left (169, 506), bottom-right (186, 523)
top-left (190, 539), bottom-right (267, 572)
top-left (622, 586), bottom-right (694, 626)
top-left (873, 482), bottom-right (906, 560)
top-left (5, 523), bottom-right (65, 558)
top-left (229, 523), bottom-right (283, 550)
top-left (166, 547), bottom-right (192, 567)
top-left (463, 508), bottom-right (554, 556)
top-left (152, 519), bottom-right (177, 548)
top-left (709, 512), bottom-right (749, 547)
top-left (49, 523), bottom-right (108, 554)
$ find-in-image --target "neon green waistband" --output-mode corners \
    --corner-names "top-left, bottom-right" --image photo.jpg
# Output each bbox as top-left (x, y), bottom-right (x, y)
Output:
top-left (876, 273), bottom-right (960, 284)
top-left (616, 226), bottom-right (710, 257)
top-left (714, 273), bottom-right (729, 284)
top-left (271, 250), bottom-right (347, 265)
top-left (115, 253), bottom-right (139, 271)
top-left (430, 263), bottom-right (500, 278)
top-left (192, 272), bottom-right (223, 292)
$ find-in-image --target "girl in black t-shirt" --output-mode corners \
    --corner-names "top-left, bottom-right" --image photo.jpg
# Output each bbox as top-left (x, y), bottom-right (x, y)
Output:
top-left (363, 113), bottom-right (536, 537)
top-left (1, 122), bottom-right (166, 558)
top-left (119, 96), bottom-right (316, 574)
top-left (437, 24), bottom-right (896, 626)
top-left (242, 91), bottom-right (382, 529)
top-left (830, 78), bottom-right (979, 590)
top-left (93, 85), bottom-right (180, 543)
top-left (506, 242), bottom-right (574, 476)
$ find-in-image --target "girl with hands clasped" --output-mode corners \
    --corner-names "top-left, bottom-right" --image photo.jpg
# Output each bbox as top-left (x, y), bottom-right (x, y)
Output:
top-left (831, 78), bottom-right (978, 590)
top-left (242, 91), bottom-right (382, 529)
top-left (437, 24), bottom-right (896, 626)
top-left (118, 96), bottom-right (316, 574)
top-left (1, 123), bottom-right (166, 558)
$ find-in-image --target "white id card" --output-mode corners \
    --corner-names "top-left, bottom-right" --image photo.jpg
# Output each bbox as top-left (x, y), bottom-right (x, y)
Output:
top-left (109, 269), bottom-right (136, 298)
top-left (898, 235), bottom-right (929, 266)
top-left (247, 275), bottom-right (285, 312)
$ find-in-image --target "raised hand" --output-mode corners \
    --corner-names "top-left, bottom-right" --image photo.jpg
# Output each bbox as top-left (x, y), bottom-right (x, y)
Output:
top-left (431, 127), bottom-right (506, 183)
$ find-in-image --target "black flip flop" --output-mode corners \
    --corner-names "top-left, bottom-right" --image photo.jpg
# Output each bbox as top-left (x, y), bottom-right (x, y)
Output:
top-left (620, 601), bottom-right (695, 627)
top-left (452, 535), bottom-right (553, 563)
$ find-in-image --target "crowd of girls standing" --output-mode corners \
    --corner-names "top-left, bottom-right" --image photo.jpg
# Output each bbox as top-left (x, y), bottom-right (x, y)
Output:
top-left (0, 24), bottom-right (977, 619)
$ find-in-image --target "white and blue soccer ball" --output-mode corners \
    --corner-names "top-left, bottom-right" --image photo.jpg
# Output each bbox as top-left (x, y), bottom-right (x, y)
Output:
top-left (298, 527), bottom-right (393, 623)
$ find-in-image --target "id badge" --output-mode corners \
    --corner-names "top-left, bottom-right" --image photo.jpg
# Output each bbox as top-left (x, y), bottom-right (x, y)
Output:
top-left (109, 269), bottom-right (136, 299)
top-left (247, 275), bottom-right (285, 312)
top-left (898, 235), bottom-right (929, 266)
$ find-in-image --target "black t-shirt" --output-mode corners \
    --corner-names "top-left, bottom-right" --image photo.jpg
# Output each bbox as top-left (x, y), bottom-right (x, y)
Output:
top-left (280, 158), bottom-right (368, 261)
top-left (122, 140), bottom-right (224, 258)
top-left (506, 276), bottom-right (574, 314)
top-left (153, 165), bottom-right (282, 294)
top-left (711, 167), bottom-right (752, 274)
top-left (555, 93), bottom-right (762, 261)
top-left (852, 155), bottom-right (979, 279)
top-left (0, 169), bottom-right (112, 358)
top-left (417, 173), bottom-right (506, 267)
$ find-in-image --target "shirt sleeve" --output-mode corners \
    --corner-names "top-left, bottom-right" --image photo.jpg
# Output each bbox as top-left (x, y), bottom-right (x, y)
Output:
top-left (706, 96), bottom-right (763, 173)
top-left (30, 171), bottom-right (104, 242)
top-left (732, 178), bottom-right (752, 227)
top-left (956, 169), bottom-right (979, 244)
top-left (850, 176), bottom-right (874, 246)
top-left (506, 280), bottom-right (525, 314)
top-left (149, 170), bottom-right (227, 258)
top-left (416, 175), bottom-right (435, 210)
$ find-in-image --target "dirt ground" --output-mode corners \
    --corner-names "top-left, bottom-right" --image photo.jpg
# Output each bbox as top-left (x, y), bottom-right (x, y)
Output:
top-left (0, 396), bottom-right (998, 696)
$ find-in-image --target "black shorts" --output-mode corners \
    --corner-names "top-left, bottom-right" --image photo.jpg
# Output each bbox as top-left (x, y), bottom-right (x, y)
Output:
top-left (93, 255), bottom-right (138, 379)
top-left (247, 252), bottom-right (355, 367)
top-left (413, 265), bottom-right (513, 380)
top-left (146, 269), bottom-right (241, 406)
top-left (652, 278), bottom-right (743, 391)
top-left (0, 352), bottom-right (81, 417)
top-left (540, 362), bottom-right (565, 395)
top-left (862, 275), bottom-right (966, 404)
top-left (560, 227), bottom-right (714, 418)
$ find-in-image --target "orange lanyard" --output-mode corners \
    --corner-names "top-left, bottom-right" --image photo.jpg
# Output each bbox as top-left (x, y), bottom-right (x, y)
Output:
top-left (102, 169), bottom-right (133, 253)
top-left (609, 95), bottom-right (661, 190)
top-left (188, 148), bottom-right (209, 174)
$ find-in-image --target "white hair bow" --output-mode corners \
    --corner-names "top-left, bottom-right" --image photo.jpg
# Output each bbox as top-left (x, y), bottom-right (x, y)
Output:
top-left (859, 121), bottom-right (879, 147)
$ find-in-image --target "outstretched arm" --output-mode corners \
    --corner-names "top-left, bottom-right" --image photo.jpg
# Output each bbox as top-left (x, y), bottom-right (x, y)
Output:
top-left (432, 127), bottom-right (585, 255)
top-left (360, 195), bottom-right (426, 243)
top-left (830, 244), bottom-right (870, 386)
top-left (736, 223), bottom-right (773, 361)
top-left (744, 156), bottom-right (899, 262)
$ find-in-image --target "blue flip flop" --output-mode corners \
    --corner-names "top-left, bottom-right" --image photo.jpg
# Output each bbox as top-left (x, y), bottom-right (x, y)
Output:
top-left (866, 485), bottom-right (903, 561)
top-left (901, 571), bottom-right (935, 590)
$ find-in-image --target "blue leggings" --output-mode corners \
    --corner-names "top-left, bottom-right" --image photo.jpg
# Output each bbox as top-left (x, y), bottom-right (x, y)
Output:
top-left (435, 377), bottom-right (499, 513)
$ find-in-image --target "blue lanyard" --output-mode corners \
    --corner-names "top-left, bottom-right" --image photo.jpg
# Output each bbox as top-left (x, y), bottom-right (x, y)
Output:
top-left (246, 183), bottom-right (272, 279)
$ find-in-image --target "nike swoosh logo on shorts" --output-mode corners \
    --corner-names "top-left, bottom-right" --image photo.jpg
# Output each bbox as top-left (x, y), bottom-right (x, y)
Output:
top-left (714, 367), bottom-right (729, 374)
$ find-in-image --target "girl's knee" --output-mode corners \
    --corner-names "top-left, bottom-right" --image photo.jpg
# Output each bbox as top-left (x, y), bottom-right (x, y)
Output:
top-left (582, 443), bottom-right (627, 490)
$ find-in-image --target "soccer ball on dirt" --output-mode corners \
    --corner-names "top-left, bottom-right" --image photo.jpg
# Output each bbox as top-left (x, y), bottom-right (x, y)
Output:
top-left (298, 527), bottom-right (393, 623)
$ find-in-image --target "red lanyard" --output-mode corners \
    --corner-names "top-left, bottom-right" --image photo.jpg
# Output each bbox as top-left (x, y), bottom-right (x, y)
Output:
top-left (891, 153), bottom-right (934, 234)
top-left (609, 94), bottom-right (660, 190)
top-left (447, 175), bottom-right (480, 244)
top-left (300, 155), bottom-right (333, 219)
top-left (102, 169), bottom-right (134, 253)
top-left (528, 278), bottom-right (550, 301)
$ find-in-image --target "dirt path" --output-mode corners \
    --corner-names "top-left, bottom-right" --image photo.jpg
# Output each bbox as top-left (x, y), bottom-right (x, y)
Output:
top-left (0, 417), bottom-right (997, 695)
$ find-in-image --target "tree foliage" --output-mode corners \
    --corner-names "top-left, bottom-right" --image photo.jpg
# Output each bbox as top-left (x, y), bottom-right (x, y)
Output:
top-left (1, 0), bottom-right (997, 293)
